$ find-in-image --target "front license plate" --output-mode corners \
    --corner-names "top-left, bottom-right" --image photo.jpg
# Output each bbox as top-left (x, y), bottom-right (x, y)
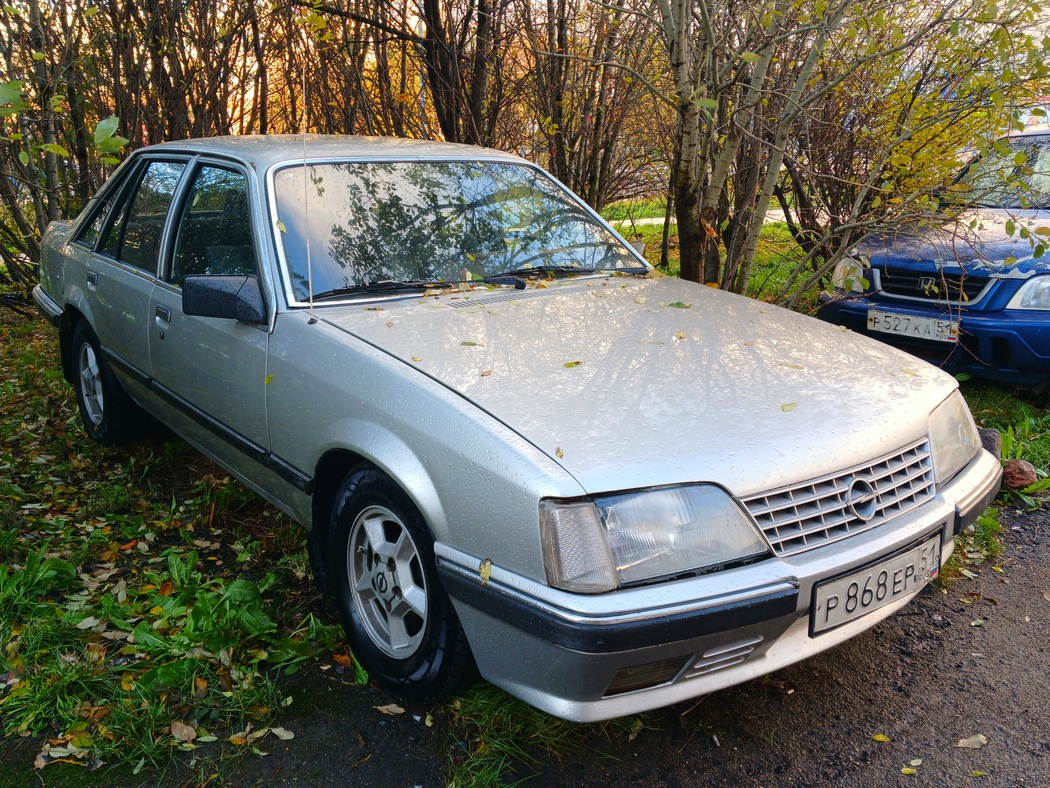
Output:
top-left (811, 533), bottom-right (941, 634)
top-left (867, 308), bottom-right (958, 343)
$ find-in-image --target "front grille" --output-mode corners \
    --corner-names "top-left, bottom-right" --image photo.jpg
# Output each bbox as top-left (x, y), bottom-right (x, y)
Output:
top-left (879, 269), bottom-right (989, 303)
top-left (742, 439), bottom-right (935, 557)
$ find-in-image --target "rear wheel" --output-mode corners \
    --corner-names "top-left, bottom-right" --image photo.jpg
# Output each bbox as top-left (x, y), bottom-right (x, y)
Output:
top-left (328, 467), bottom-right (475, 698)
top-left (71, 321), bottom-right (145, 445)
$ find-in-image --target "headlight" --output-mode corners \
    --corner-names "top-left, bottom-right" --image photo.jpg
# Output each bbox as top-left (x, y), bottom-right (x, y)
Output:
top-left (830, 257), bottom-right (870, 293)
top-left (540, 485), bottom-right (770, 593)
top-left (928, 391), bottom-right (981, 484)
top-left (1006, 275), bottom-right (1050, 309)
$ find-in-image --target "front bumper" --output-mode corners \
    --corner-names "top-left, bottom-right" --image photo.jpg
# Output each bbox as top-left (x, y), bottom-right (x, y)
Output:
top-left (817, 295), bottom-right (1050, 387)
top-left (437, 449), bottom-right (1002, 722)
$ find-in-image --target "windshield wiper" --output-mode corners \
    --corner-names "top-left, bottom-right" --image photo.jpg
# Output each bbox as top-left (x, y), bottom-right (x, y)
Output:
top-left (483, 265), bottom-right (597, 282)
top-left (310, 280), bottom-right (453, 300)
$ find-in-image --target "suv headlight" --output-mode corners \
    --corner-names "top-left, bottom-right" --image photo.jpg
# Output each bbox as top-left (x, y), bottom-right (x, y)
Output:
top-left (928, 391), bottom-right (981, 484)
top-left (1006, 275), bottom-right (1050, 309)
top-left (540, 485), bottom-right (770, 593)
top-left (830, 257), bottom-right (870, 293)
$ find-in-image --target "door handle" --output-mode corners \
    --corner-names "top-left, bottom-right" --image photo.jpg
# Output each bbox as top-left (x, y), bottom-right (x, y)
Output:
top-left (86, 271), bottom-right (99, 289)
top-left (155, 305), bottom-right (171, 322)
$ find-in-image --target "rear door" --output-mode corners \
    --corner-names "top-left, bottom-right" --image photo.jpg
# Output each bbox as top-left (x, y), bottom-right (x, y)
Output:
top-left (82, 159), bottom-right (189, 381)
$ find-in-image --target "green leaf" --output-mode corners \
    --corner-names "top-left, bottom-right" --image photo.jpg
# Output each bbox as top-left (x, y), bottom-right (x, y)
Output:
top-left (697, 98), bottom-right (719, 111)
top-left (39, 143), bottom-right (70, 157)
top-left (667, 301), bottom-right (692, 309)
top-left (563, 360), bottom-right (582, 368)
top-left (1004, 218), bottom-right (1015, 236)
top-left (17, 151), bottom-right (28, 166)
top-left (31, 51), bottom-right (45, 61)
top-left (0, 79), bottom-right (25, 116)
top-left (94, 115), bottom-right (120, 144)
top-left (740, 51), bottom-right (760, 63)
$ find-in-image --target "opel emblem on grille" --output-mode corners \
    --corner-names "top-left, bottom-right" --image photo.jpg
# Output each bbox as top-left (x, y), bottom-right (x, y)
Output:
top-left (846, 477), bottom-right (877, 522)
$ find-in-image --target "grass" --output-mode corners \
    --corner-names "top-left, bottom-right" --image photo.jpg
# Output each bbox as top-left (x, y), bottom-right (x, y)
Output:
top-left (0, 311), bottom-right (341, 778)
top-left (446, 684), bottom-right (643, 787)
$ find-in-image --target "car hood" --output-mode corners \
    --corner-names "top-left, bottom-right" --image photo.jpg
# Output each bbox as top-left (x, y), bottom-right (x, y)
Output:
top-left (855, 207), bottom-right (1050, 278)
top-left (320, 277), bottom-right (957, 497)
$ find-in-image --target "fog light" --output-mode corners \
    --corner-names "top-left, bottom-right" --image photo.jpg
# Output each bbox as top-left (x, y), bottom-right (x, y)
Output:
top-left (603, 657), bottom-right (689, 696)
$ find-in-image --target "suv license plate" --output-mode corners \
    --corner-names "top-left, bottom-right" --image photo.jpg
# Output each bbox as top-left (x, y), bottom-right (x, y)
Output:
top-left (867, 309), bottom-right (958, 343)
top-left (812, 533), bottom-right (941, 634)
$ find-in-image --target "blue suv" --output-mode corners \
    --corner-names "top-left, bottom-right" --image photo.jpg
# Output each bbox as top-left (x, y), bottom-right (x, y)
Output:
top-left (818, 129), bottom-right (1050, 390)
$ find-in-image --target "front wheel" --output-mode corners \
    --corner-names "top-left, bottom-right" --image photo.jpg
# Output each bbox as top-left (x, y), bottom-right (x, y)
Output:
top-left (328, 467), bottom-right (476, 699)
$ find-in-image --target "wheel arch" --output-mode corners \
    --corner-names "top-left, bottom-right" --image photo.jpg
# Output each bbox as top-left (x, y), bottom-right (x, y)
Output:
top-left (307, 429), bottom-right (447, 594)
top-left (58, 304), bottom-right (88, 385)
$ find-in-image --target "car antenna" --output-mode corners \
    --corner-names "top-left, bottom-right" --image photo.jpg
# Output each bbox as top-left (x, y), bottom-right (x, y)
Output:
top-left (302, 69), bottom-right (317, 325)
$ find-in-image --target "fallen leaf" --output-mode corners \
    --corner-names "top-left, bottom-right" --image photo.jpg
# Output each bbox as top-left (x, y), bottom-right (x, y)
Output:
top-left (460, 341), bottom-right (480, 346)
top-left (563, 360), bottom-right (582, 368)
top-left (386, 322), bottom-right (394, 327)
top-left (780, 362), bottom-right (805, 370)
top-left (956, 734), bottom-right (988, 749)
top-left (667, 301), bottom-right (691, 308)
top-left (873, 734), bottom-right (891, 742)
top-left (910, 759), bottom-right (923, 766)
top-left (480, 369), bottom-right (492, 377)
top-left (970, 619), bottom-right (984, 627)
top-left (555, 447), bottom-right (564, 458)
top-left (633, 296), bottom-right (646, 304)
top-left (332, 653), bottom-right (352, 669)
top-left (674, 331), bottom-right (687, 340)
top-left (1041, 590), bottom-right (1050, 603)
top-left (902, 767), bottom-right (916, 775)
top-left (171, 721), bottom-right (196, 743)
top-left (270, 727), bottom-right (294, 741)
top-left (411, 356), bottom-right (423, 362)
top-left (75, 617), bottom-right (100, 630)
top-left (900, 369), bottom-right (919, 376)
top-left (192, 677), bottom-right (208, 699)
top-left (425, 714), bottom-right (434, 727)
top-left (158, 581), bottom-right (173, 597)
top-left (374, 704), bottom-right (405, 716)
top-left (781, 402), bottom-right (798, 412)
top-left (479, 559), bottom-right (492, 585)
top-left (971, 771), bottom-right (989, 777)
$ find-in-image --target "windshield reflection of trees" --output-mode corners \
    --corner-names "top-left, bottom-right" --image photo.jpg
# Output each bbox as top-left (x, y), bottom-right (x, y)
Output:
top-left (956, 138), bottom-right (1050, 210)
top-left (277, 162), bottom-right (634, 299)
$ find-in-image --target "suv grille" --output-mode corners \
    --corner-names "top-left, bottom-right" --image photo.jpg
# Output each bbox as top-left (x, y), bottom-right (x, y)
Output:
top-left (879, 269), bottom-right (988, 303)
top-left (742, 440), bottom-right (935, 557)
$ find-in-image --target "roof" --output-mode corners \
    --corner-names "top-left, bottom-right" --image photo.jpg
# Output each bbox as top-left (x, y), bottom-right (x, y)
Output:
top-left (138, 135), bottom-right (526, 171)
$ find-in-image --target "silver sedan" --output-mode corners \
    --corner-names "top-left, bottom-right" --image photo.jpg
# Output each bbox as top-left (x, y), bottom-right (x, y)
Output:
top-left (35, 136), bottom-right (1002, 721)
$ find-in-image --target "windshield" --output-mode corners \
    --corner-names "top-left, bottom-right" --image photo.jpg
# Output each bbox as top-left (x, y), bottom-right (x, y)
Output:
top-left (272, 160), bottom-right (641, 301)
top-left (955, 134), bottom-right (1050, 209)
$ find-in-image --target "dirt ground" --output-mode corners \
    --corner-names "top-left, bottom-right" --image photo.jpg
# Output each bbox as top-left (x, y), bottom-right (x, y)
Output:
top-left (3, 506), bottom-right (1047, 787)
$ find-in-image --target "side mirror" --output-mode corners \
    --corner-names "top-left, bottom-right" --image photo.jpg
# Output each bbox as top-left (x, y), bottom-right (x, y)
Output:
top-left (183, 275), bottom-right (267, 324)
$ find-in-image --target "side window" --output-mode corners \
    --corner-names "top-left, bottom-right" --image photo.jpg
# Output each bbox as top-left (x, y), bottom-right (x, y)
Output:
top-left (170, 166), bottom-right (257, 286)
top-left (98, 160), bottom-right (186, 272)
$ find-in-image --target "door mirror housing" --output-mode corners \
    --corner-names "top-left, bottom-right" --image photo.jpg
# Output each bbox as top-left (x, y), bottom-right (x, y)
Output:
top-left (183, 275), bottom-right (267, 324)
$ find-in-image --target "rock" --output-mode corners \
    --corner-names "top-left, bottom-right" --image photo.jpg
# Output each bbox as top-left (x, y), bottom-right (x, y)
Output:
top-left (978, 428), bottom-right (1002, 461)
top-left (1003, 459), bottom-right (1038, 490)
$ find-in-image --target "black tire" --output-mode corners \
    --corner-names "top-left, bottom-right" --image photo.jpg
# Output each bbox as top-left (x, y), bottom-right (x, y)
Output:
top-left (328, 466), bottom-right (476, 699)
top-left (71, 321), bottom-right (145, 445)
